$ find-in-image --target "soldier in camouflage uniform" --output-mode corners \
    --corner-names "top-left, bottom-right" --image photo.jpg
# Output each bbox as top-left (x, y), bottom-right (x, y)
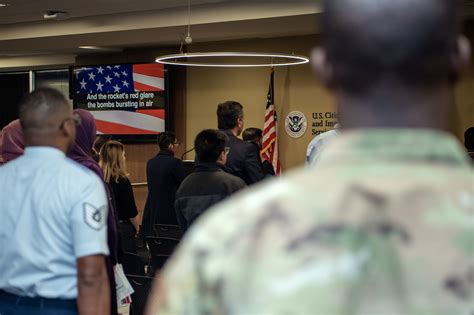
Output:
top-left (147, 0), bottom-right (474, 314)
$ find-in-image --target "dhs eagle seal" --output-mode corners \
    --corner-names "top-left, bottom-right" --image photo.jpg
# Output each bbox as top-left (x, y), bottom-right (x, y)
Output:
top-left (285, 111), bottom-right (307, 138)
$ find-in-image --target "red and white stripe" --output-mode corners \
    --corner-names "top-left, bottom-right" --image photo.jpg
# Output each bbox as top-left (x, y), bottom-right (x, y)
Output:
top-left (92, 109), bottom-right (165, 135)
top-left (262, 103), bottom-right (280, 174)
top-left (132, 64), bottom-right (165, 92)
top-left (261, 69), bottom-right (280, 174)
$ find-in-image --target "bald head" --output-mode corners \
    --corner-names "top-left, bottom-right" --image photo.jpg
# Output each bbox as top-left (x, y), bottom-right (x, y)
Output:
top-left (19, 88), bottom-right (71, 132)
top-left (18, 88), bottom-right (76, 152)
top-left (321, 0), bottom-right (461, 95)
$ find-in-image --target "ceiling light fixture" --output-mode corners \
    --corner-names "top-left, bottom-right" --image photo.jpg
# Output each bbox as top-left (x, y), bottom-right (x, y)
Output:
top-left (0, 3), bottom-right (10, 7)
top-left (79, 46), bottom-right (122, 52)
top-left (156, 52), bottom-right (309, 67)
top-left (155, 0), bottom-right (309, 67)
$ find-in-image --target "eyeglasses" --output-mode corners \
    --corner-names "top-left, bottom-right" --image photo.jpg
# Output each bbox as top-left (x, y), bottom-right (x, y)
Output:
top-left (59, 113), bottom-right (81, 130)
top-left (224, 147), bottom-right (230, 155)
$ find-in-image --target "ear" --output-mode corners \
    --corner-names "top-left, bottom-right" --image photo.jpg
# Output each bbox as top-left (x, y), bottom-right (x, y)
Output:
top-left (452, 35), bottom-right (471, 80)
top-left (217, 151), bottom-right (226, 165)
top-left (60, 119), bottom-right (75, 138)
top-left (311, 47), bottom-right (335, 89)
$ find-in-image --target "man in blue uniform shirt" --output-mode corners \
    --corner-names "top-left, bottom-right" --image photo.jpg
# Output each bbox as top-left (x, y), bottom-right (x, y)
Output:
top-left (0, 88), bottom-right (110, 315)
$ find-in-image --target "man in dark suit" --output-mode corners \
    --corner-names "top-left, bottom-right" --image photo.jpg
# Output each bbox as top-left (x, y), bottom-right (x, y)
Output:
top-left (142, 132), bottom-right (186, 238)
top-left (217, 101), bottom-right (265, 185)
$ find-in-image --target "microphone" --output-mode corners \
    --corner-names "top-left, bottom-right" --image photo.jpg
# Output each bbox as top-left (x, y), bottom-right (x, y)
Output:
top-left (181, 147), bottom-right (195, 160)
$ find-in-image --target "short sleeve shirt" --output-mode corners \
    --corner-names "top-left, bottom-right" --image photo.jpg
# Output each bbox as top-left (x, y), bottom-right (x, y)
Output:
top-left (0, 147), bottom-right (109, 299)
top-left (156, 129), bottom-right (474, 315)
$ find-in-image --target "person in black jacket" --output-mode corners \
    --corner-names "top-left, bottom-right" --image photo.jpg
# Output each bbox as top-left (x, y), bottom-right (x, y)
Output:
top-left (217, 101), bottom-right (265, 185)
top-left (99, 140), bottom-right (140, 254)
top-left (142, 132), bottom-right (186, 238)
top-left (175, 129), bottom-right (246, 233)
top-left (242, 127), bottom-right (276, 177)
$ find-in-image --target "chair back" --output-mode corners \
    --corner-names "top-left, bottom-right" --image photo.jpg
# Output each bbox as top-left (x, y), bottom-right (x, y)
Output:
top-left (121, 252), bottom-right (145, 276)
top-left (150, 254), bottom-right (170, 274)
top-left (153, 224), bottom-right (182, 239)
top-left (146, 236), bottom-right (179, 256)
top-left (126, 274), bottom-right (154, 315)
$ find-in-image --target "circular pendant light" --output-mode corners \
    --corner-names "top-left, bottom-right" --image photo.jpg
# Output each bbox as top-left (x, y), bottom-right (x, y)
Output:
top-left (155, 52), bottom-right (309, 68)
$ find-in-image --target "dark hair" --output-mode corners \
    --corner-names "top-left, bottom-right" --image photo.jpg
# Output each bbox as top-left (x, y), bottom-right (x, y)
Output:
top-left (242, 128), bottom-right (263, 142)
top-left (322, 0), bottom-right (459, 95)
top-left (465, 127), bottom-right (474, 150)
top-left (217, 101), bottom-right (243, 130)
top-left (18, 88), bottom-right (69, 131)
top-left (194, 129), bottom-right (228, 163)
top-left (158, 131), bottom-right (176, 149)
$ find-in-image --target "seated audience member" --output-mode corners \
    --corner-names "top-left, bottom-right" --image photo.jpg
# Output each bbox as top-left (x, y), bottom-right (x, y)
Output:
top-left (175, 129), bottom-right (246, 233)
top-left (464, 127), bottom-right (474, 162)
top-left (142, 132), bottom-right (186, 238)
top-left (242, 127), bottom-right (276, 176)
top-left (100, 140), bottom-right (141, 254)
top-left (306, 123), bottom-right (340, 166)
top-left (147, 0), bottom-right (474, 314)
top-left (0, 119), bottom-right (24, 164)
top-left (68, 108), bottom-right (119, 315)
top-left (0, 88), bottom-right (110, 315)
top-left (217, 101), bottom-right (265, 185)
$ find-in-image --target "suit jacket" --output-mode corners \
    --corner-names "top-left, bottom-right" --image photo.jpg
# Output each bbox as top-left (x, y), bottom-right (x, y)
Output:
top-left (222, 130), bottom-right (265, 185)
top-left (142, 149), bottom-right (186, 238)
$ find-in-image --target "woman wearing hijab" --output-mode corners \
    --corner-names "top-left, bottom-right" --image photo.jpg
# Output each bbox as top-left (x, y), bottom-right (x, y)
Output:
top-left (0, 119), bottom-right (25, 164)
top-left (68, 109), bottom-right (119, 315)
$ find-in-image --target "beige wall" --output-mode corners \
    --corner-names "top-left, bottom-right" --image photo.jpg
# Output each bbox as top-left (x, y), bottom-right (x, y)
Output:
top-left (186, 35), bottom-right (335, 170)
top-left (185, 34), bottom-right (474, 171)
top-left (454, 60), bottom-right (474, 140)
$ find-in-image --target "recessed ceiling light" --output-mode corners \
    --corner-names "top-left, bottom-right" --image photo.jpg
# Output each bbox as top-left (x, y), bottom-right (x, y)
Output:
top-left (0, 3), bottom-right (11, 7)
top-left (79, 46), bottom-right (122, 52)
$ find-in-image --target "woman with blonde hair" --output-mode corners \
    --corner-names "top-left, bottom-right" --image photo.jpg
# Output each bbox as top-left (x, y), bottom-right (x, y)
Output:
top-left (100, 140), bottom-right (140, 254)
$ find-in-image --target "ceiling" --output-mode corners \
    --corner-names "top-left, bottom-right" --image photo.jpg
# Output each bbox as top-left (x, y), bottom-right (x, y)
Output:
top-left (0, 0), bottom-right (472, 69)
top-left (0, 0), bottom-right (230, 24)
top-left (0, 0), bottom-right (321, 67)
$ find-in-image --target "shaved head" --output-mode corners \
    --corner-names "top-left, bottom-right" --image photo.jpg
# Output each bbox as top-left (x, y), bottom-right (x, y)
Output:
top-left (19, 88), bottom-right (71, 132)
top-left (18, 88), bottom-right (76, 152)
top-left (322, 0), bottom-right (460, 95)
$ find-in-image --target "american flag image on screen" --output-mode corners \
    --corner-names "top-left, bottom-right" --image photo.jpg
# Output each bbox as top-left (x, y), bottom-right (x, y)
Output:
top-left (73, 63), bottom-right (166, 135)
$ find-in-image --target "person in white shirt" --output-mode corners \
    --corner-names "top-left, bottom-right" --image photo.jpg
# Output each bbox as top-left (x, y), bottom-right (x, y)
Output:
top-left (306, 123), bottom-right (340, 166)
top-left (0, 88), bottom-right (110, 315)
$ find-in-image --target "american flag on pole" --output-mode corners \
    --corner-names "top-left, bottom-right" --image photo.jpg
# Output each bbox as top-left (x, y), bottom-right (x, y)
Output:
top-left (261, 69), bottom-right (281, 175)
top-left (73, 63), bottom-right (166, 135)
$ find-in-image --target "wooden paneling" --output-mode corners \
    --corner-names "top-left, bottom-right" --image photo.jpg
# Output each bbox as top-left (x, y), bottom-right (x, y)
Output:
top-left (121, 64), bottom-right (187, 217)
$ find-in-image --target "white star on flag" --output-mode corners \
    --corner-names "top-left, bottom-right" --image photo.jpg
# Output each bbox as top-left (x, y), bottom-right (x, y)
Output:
top-left (97, 66), bottom-right (104, 74)
top-left (121, 71), bottom-right (128, 77)
top-left (122, 80), bottom-right (129, 88)
top-left (88, 72), bottom-right (96, 81)
top-left (105, 75), bottom-right (112, 84)
top-left (106, 66), bottom-right (112, 69)
top-left (114, 65), bottom-right (121, 69)
top-left (114, 72), bottom-right (120, 78)
top-left (113, 84), bottom-right (121, 92)
top-left (79, 79), bottom-right (87, 90)
top-left (96, 81), bottom-right (104, 91)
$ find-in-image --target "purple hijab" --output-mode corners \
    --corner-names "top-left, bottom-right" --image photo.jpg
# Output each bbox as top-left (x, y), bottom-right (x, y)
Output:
top-left (68, 109), bottom-right (118, 315)
top-left (1, 119), bottom-right (25, 164)
top-left (68, 109), bottom-right (102, 177)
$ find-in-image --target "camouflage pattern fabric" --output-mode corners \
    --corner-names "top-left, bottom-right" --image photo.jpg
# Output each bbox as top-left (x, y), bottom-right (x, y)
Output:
top-left (155, 130), bottom-right (474, 315)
